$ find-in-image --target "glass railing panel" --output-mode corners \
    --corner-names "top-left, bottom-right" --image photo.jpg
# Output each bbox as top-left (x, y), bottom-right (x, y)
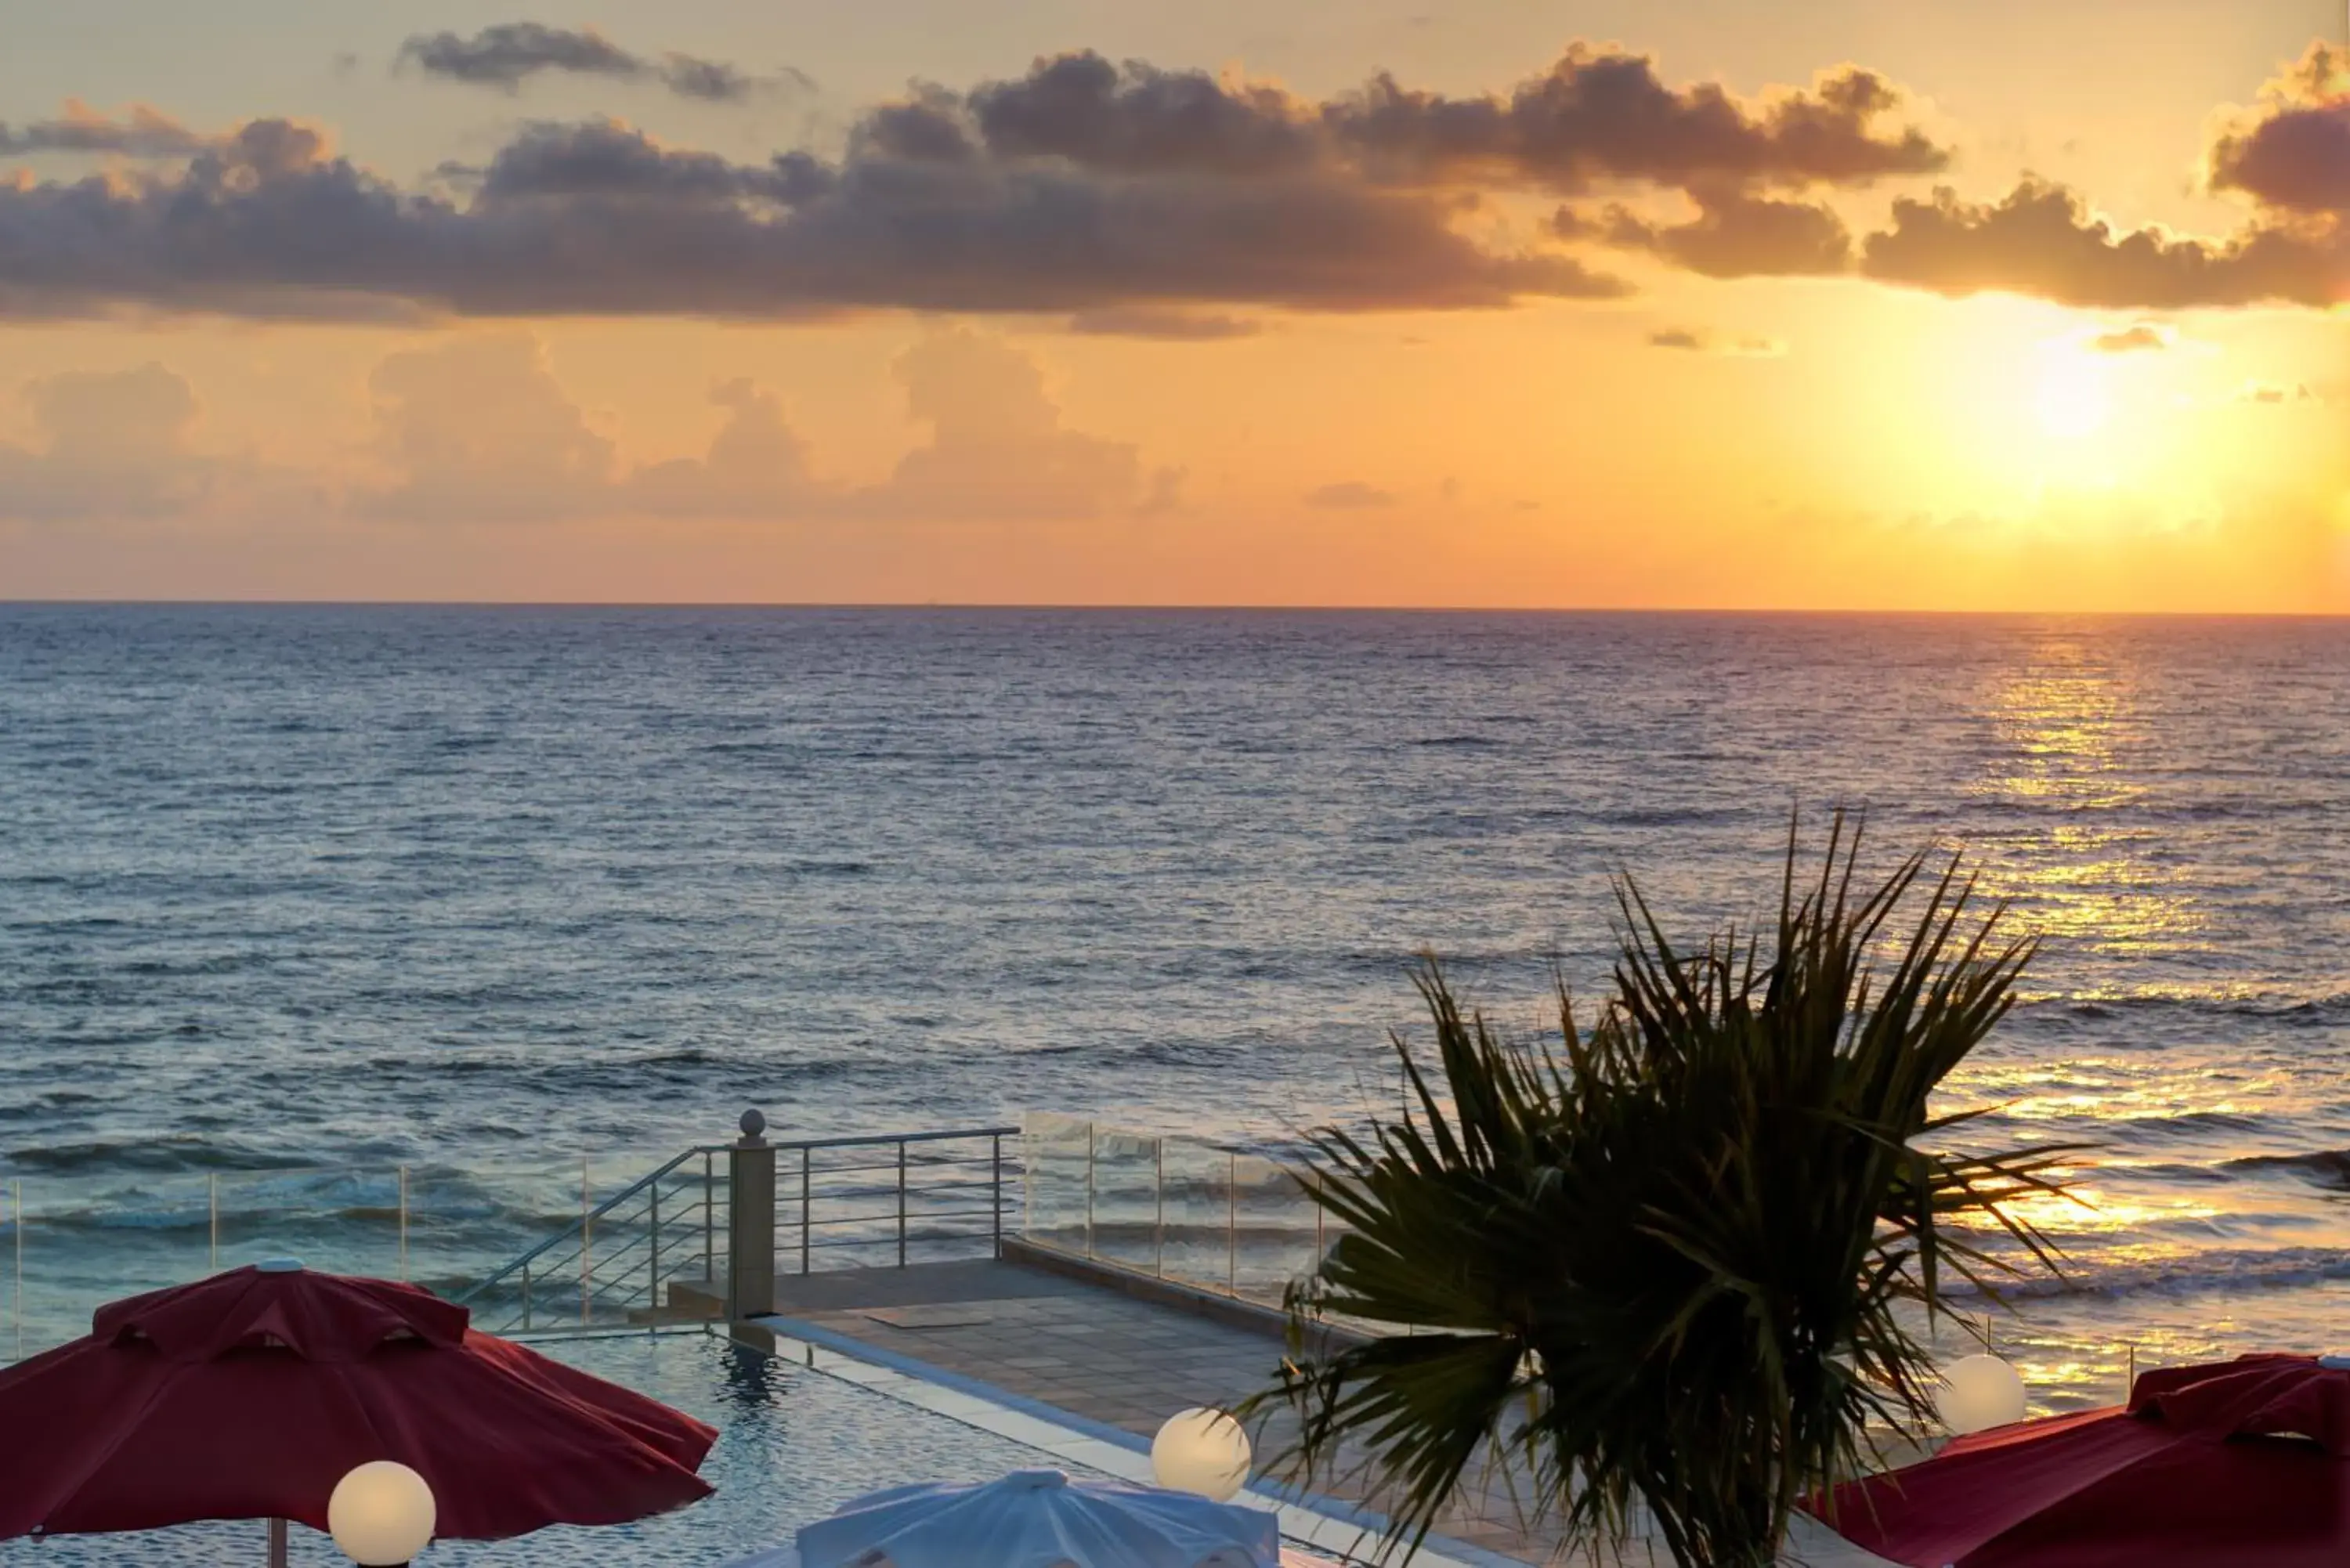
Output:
top-left (1086, 1129), bottom-right (1161, 1274)
top-left (1019, 1113), bottom-right (1092, 1255)
top-left (1156, 1136), bottom-right (1238, 1293)
top-left (1231, 1154), bottom-right (1318, 1304)
top-left (6, 1171), bottom-right (216, 1360)
top-left (208, 1167), bottom-right (404, 1283)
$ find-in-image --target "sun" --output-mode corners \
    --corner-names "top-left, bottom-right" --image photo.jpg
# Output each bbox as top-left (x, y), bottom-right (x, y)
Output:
top-left (2034, 357), bottom-right (2113, 440)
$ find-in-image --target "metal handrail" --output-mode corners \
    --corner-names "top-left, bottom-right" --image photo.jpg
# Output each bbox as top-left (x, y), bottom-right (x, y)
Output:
top-left (775, 1128), bottom-right (1020, 1278)
top-left (450, 1147), bottom-right (705, 1306)
top-left (454, 1125), bottom-right (1022, 1313)
top-left (772, 1127), bottom-right (1019, 1153)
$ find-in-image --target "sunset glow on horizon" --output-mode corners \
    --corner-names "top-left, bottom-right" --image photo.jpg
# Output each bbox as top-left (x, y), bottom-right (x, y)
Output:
top-left (0, 0), bottom-right (2342, 611)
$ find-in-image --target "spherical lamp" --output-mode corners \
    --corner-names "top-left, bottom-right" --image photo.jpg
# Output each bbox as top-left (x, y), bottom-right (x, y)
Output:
top-left (1936, 1353), bottom-right (2029, 1436)
top-left (1151, 1407), bottom-right (1251, 1501)
top-left (328, 1460), bottom-right (437, 1566)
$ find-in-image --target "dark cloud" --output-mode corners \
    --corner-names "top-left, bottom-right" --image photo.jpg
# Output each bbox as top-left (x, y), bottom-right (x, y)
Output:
top-left (1304, 481), bottom-right (1396, 509)
top-left (1644, 326), bottom-right (1784, 356)
top-left (472, 118), bottom-right (829, 204)
top-left (0, 114), bottom-right (1621, 321)
top-left (1064, 306), bottom-right (1262, 339)
top-left (1535, 42), bottom-right (2350, 311)
top-left (661, 56), bottom-right (812, 105)
top-left (55, 43), bottom-right (2350, 322)
top-left (0, 103), bottom-right (213, 157)
top-left (969, 52), bottom-right (1320, 176)
top-left (1326, 49), bottom-right (1947, 193)
top-left (2208, 45), bottom-right (2349, 217)
top-left (0, 363), bottom-right (221, 519)
top-left (1565, 179), bottom-right (2341, 310)
top-left (2088, 324), bottom-right (2167, 353)
top-left (948, 46), bottom-right (1947, 193)
top-left (395, 22), bottom-right (804, 103)
top-left (0, 42), bottom-right (1945, 322)
top-left (1858, 179), bottom-right (2341, 309)
top-left (1568, 189), bottom-right (1853, 276)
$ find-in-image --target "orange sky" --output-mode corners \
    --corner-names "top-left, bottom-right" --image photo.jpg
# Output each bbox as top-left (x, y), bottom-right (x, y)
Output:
top-left (0, 0), bottom-right (2342, 609)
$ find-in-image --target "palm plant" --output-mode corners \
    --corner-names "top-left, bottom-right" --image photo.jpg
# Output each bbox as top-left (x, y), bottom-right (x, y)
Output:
top-left (1247, 815), bottom-right (2081, 1567)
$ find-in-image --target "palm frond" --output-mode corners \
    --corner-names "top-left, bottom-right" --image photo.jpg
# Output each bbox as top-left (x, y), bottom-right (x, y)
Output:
top-left (1247, 811), bottom-right (2084, 1567)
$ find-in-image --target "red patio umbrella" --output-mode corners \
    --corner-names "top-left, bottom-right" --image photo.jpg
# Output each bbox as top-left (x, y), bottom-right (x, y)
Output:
top-left (0, 1262), bottom-right (717, 1551)
top-left (1810, 1353), bottom-right (2350, 1567)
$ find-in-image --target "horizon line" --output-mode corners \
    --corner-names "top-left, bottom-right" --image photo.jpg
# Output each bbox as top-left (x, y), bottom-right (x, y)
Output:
top-left (2, 598), bottom-right (2348, 620)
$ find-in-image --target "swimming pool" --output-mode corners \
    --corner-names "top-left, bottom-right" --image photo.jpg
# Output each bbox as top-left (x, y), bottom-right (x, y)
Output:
top-left (0, 1328), bottom-right (1126, 1567)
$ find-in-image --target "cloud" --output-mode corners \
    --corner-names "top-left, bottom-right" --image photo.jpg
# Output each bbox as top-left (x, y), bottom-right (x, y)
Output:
top-left (1063, 307), bottom-right (1262, 339)
top-left (0, 40), bottom-right (1971, 323)
top-left (626, 379), bottom-right (817, 516)
top-left (0, 102), bottom-right (215, 157)
top-left (1564, 176), bottom-right (2342, 308)
top-left (356, 329), bottom-right (1173, 522)
top-left (31, 43), bottom-right (2338, 321)
top-left (1566, 189), bottom-right (1853, 276)
top-left (395, 23), bottom-right (804, 103)
top-left (467, 117), bottom-right (830, 204)
top-left (0, 363), bottom-right (221, 519)
top-left (1857, 179), bottom-right (2341, 309)
top-left (1535, 42), bottom-right (2350, 311)
top-left (1328, 49), bottom-right (1948, 193)
top-left (2087, 323), bottom-right (2169, 353)
top-left (0, 111), bottom-right (1622, 321)
top-left (967, 52), bottom-right (1321, 176)
top-left (359, 336), bottom-right (615, 521)
top-left (877, 329), bottom-right (1168, 519)
top-left (951, 46), bottom-right (1948, 193)
top-left (1303, 481), bottom-right (1397, 509)
top-left (2207, 44), bottom-right (2348, 218)
top-left (1645, 327), bottom-right (1783, 356)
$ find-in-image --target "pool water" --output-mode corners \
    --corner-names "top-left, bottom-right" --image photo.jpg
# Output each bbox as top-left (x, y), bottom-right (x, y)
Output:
top-left (0, 1329), bottom-right (1118, 1566)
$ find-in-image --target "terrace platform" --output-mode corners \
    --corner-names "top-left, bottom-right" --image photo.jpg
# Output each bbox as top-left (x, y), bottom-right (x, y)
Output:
top-left (671, 1251), bottom-right (1896, 1567)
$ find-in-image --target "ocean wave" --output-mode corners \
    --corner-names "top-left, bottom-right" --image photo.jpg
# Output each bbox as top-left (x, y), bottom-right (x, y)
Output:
top-left (2029, 989), bottom-right (2350, 1022)
top-left (2075, 1108), bottom-right (2271, 1142)
top-left (2225, 1150), bottom-right (2350, 1190)
top-left (2, 1139), bottom-right (320, 1176)
top-left (1943, 1245), bottom-right (2350, 1303)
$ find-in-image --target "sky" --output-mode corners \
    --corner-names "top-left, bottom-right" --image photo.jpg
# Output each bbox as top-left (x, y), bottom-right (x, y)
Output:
top-left (0, 0), bottom-right (2343, 609)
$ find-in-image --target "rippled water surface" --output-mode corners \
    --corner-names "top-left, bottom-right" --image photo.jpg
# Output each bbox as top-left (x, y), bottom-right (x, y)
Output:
top-left (0, 1328), bottom-right (1112, 1566)
top-left (3, 605), bottom-right (2348, 1400)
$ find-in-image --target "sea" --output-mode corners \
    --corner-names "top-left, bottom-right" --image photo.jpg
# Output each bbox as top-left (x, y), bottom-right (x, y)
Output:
top-left (3, 605), bottom-right (2348, 1406)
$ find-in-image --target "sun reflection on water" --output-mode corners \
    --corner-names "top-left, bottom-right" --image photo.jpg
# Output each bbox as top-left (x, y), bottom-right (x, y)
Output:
top-left (1965, 636), bottom-right (2204, 959)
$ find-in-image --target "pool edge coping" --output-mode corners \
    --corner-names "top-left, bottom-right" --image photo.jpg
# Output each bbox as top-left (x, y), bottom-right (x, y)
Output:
top-left (728, 1311), bottom-right (1535, 1568)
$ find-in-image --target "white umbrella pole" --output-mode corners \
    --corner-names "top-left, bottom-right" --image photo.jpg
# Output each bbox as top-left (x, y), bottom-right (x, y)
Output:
top-left (268, 1517), bottom-right (287, 1568)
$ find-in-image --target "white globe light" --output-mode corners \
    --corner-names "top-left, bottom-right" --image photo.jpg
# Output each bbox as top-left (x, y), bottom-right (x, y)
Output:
top-left (1151, 1407), bottom-right (1252, 1501)
top-left (328, 1461), bottom-right (437, 1565)
top-left (1936, 1353), bottom-right (2029, 1436)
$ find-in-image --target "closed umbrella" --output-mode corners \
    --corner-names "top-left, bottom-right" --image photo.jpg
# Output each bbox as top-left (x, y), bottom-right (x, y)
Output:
top-left (1810, 1353), bottom-right (2350, 1566)
top-left (0, 1262), bottom-right (716, 1555)
top-left (797, 1468), bottom-right (1280, 1568)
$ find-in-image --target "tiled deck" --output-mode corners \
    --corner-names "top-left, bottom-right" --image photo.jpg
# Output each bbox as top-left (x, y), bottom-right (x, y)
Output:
top-left (678, 1256), bottom-right (1896, 1567)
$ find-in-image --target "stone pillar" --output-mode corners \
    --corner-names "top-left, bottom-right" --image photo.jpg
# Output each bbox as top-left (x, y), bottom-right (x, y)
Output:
top-left (726, 1108), bottom-right (776, 1321)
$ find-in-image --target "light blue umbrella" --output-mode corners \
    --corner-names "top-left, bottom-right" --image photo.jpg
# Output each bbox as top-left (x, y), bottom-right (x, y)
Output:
top-left (795, 1468), bottom-right (1280, 1568)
